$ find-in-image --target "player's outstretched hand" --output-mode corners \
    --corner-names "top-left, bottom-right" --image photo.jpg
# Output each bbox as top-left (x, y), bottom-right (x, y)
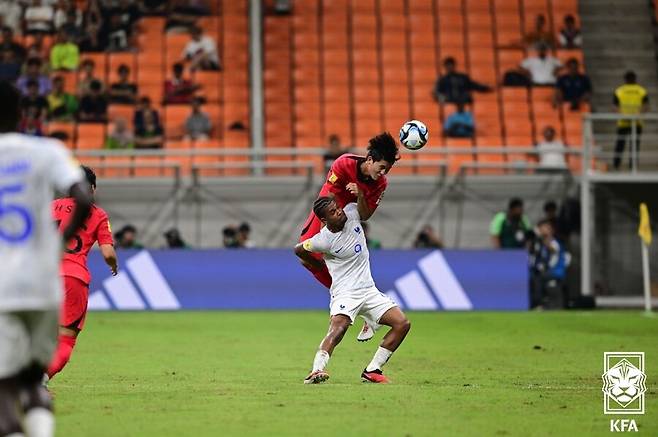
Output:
top-left (110, 264), bottom-right (118, 276)
top-left (346, 182), bottom-right (360, 197)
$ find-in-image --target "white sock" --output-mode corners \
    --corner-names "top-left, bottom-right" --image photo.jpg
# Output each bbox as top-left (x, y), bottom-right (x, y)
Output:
top-left (6, 433), bottom-right (25, 437)
top-left (366, 347), bottom-right (393, 372)
top-left (312, 350), bottom-right (330, 372)
top-left (23, 408), bottom-right (54, 437)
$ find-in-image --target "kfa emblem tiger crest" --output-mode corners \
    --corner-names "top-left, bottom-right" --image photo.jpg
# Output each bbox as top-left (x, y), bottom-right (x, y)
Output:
top-left (602, 352), bottom-right (646, 414)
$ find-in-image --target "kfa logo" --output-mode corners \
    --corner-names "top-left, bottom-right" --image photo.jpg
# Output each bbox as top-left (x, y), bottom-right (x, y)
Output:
top-left (602, 352), bottom-right (646, 433)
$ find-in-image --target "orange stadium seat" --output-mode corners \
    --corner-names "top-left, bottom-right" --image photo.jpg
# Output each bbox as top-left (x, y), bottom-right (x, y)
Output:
top-left (76, 123), bottom-right (106, 150)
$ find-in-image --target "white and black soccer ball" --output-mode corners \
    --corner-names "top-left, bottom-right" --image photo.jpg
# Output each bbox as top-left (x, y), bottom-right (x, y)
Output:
top-left (399, 120), bottom-right (429, 150)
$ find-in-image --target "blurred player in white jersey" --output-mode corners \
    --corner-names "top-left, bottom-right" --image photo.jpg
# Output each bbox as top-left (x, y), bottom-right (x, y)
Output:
top-left (0, 81), bottom-right (92, 437)
top-left (295, 185), bottom-right (411, 384)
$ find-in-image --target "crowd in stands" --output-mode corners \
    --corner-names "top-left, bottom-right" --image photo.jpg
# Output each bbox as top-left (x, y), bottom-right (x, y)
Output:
top-left (0, 0), bottom-right (220, 148)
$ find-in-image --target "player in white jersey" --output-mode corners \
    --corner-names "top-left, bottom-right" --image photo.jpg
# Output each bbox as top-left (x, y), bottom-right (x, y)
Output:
top-left (295, 186), bottom-right (411, 384)
top-left (0, 81), bottom-right (92, 437)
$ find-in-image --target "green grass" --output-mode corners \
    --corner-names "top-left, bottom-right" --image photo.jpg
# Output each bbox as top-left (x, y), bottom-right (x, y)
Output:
top-left (53, 311), bottom-right (658, 437)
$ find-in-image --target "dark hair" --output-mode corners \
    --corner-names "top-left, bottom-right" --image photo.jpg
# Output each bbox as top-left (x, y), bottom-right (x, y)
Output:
top-left (443, 56), bottom-right (456, 66)
top-left (564, 14), bottom-right (575, 22)
top-left (26, 79), bottom-right (38, 88)
top-left (2, 26), bottom-right (13, 35)
top-left (90, 79), bottom-right (102, 91)
top-left (566, 57), bottom-right (579, 67)
top-left (543, 200), bottom-right (557, 213)
top-left (26, 58), bottom-right (42, 67)
top-left (0, 81), bottom-right (20, 132)
top-left (313, 196), bottom-right (334, 219)
top-left (81, 58), bottom-right (95, 68)
top-left (139, 96), bottom-right (151, 105)
top-left (118, 64), bottom-right (130, 74)
top-left (53, 75), bottom-right (64, 84)
top-left (173, 62), bottom-right (184, 73)
top-left (508, 197), bottom-right (523, 210)
top-left (367, 132), bottom-right (399, 165)
top-left (121, 224), bottom-right (137, 234)
top-left (238, 222), bottom-right (250, 233)
top-left (81, 165), bottom-right (96, 188)
top-left (537, 218), bottom-right (553, 228)
top-left (624, 70), bottom-right (637, 83)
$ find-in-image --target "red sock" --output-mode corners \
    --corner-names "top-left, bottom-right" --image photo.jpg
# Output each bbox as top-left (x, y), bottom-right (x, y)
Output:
top-left (47, 335), bottom-right (76, 379)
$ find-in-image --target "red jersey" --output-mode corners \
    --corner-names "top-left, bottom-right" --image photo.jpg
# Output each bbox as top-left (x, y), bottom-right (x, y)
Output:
top-left (52, 198), bottom-right (114, 285)
top-left (319, 154), bottom-right (388, 211)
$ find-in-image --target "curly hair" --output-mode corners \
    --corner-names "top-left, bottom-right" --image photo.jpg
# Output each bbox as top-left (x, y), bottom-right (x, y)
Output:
top-left (367, 132), bottom-right (399, 165)
top-left (313, 196), bottom-right (335, 219)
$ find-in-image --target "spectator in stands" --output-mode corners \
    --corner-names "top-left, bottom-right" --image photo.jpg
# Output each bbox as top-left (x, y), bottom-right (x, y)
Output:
top-left (0, 27), bottom-right (27, 64)
top-left (0, 49), bottom-right (22, 82)
top-left (555, 58), bottom-right (591, 111)
top-left (529, 219), bottom-right (570, 309)
top-left (444, 102), bottom-right (475, 138)
top-left (182, 25), bottom-right (221, 71)
top-left (540, 200), bottom-right (567, 244)
top-left (323, 134), bottom-right (348, 168)
top-left (184, 97), bottom-right (211, 140)
top-left (237, 222), bottom-right (255, 248)
top-left (77, 58), bottom-right (104, 97)
top-left (59, 9), bottom-right (84, 44)
top-left (49, 28), bottom-right (79, 70)
top-left (274, 0), bottom-right (293, 14)
top-left (490, 198), bottom-right (532, 249)
top-left (104, 117), bottom-right (134, 149)
top-left (519, 44), bottom-right (562, 86)
top-left (24, 0), bottom-right (55, 35)
top-left (21, 79), bottom-right (48, 119)
top-left (25, 32), bottom-right (49, 61)
top-left (134, 96), bottom-right (161, 133)
top-left (79, 0), bottom-right (103, 52)
top-left (413, 225), bottom-right (443, 249)
top-left (47, 75), bottom-right (77, 120)
top-left (109, 64), bottom-right (138, 104)
top-left (434, 57), bottom-right (491, 104)
top-left (107, 0), bottom-right (141, 35)
top-left (222, 226), bottom-right (240, 249)
top-left (18, 106), bottom-right (45, 136)
top-left (558, 15), bottom-right (581, 49)
top-left (165, 0), bottom-right (209, 33)
top-left (523, 14), bottom-right (556, 49)
top-left (102, 14), bottom-right (130, 52)
top-left (613, 70), bottom-right (649, 170)
top-left (135, 110), bottom-right (163, 149)
top-left (16, 57), bottom-right (51, 95)
top-left (164, 62), bottom-right (200, 104)
top-left (164, 228), bottom-right (189, 249)
top-left (0, 1), bottom-right (23, 36)
top-left (535, 126), bottom-right (567, 172)
top-left (53, 0), bottom-right (83, 32)
top-left (115, 224), bottom-right (144, 249)
top-left (78, 79), bottom-right (108, 122)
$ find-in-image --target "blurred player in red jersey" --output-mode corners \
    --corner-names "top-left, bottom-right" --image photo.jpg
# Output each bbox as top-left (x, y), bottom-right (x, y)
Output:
top-left (299, 133), bottom-right (399, 341)
top-left (47, 166), bottom-right (118, 381)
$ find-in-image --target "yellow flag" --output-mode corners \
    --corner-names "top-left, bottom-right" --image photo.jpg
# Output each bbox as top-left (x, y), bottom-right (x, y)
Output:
top-left (638, 203), bottom-right (652, 245)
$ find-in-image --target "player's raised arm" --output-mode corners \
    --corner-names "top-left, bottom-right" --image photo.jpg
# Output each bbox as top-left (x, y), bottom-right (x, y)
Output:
top-left (346, 183), bottom-right (369, 220)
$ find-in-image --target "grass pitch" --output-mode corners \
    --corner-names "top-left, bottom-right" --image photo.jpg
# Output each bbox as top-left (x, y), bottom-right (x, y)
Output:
top-left (53, 311), bottom-right (657, 436)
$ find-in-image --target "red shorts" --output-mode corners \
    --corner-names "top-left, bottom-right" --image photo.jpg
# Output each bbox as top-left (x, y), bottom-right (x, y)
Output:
top-left (60, 276), bottom-right (89, 330)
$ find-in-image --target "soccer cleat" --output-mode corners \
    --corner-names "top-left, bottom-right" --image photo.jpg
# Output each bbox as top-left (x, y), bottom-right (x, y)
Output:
top-left (356, 321), bottom-right (375, 342)
top-left (361, 369), bottom-right (390, 384)
top-left (304, 370), bottom-right (330, 384)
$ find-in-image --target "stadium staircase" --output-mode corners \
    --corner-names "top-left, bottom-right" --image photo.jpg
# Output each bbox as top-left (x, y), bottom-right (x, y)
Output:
top-left (580, 0), bottom-right (658, 169)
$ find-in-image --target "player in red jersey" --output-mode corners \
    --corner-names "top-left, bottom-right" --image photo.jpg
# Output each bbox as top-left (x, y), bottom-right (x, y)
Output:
top-left (299, 133), bottom-right (399, 340)
top-left (46, 166), bottom-right (118, 380)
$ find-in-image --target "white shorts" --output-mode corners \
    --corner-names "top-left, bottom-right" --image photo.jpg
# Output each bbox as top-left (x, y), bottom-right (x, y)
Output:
top-left (330, 287), bottom-right (397, 324)
top-left (0, 310), bottom-right (58, 379)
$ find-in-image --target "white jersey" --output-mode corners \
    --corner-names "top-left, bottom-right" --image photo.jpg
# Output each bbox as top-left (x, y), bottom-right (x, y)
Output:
top-left (0, 134), bottom-right (83, 311)
top-left (305, 203), bottom-right (375, 296)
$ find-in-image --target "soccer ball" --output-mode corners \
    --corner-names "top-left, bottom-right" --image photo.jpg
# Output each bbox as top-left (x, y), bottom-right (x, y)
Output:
top-left (399, 120), bottom-right (429, 150)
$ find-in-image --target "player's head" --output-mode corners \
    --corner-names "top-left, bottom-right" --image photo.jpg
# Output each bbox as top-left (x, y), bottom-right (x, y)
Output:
top-left (0, 81), bottom-right (21, 133)
top-left (365, 132), bottom-right (399, 180)
top-left (507, 197), bottom-right (524, 219)
top-left (537, 218), bottom-right (554, 238)
top-left (313, 196), bottom-right (346, 229)
top-left (81, 165), bottom-right (97, 195)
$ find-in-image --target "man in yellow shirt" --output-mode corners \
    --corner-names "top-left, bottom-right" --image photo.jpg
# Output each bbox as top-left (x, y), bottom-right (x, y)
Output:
top-left (613, 71), bottom-right (649, 170)
top-left (50, 29), bottom-right (80, 71)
